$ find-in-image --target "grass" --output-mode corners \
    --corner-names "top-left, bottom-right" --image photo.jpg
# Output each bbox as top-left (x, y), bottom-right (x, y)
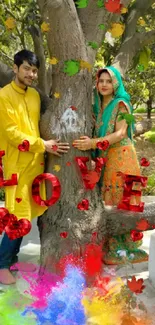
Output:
top-left (143, 174), bottom-right (155, 195)
top-left (143, 127), bottom-right (155, 143)
top-left (134, 108), bottom-right (155, 114)
top-left (0, 189), bottom-right (5, 201)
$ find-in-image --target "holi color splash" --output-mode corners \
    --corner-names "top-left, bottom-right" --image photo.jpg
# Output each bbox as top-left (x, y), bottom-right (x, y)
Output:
top-left (0, 261), bottom-right (154, 325)
top-left (22, 265), bottom-right (86, 325)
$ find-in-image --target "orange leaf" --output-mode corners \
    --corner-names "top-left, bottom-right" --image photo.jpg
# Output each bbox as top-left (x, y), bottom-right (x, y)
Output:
top-left (5, 17), bottom-right (16, 30)
top-left (136, 218), bottom-right (150, 231)
top-left (127, 276), bottom-right (145, 294)
top-left (41, 22), bottom-right (50, 32)
top-left (83, 171), bottom-right (100, 185)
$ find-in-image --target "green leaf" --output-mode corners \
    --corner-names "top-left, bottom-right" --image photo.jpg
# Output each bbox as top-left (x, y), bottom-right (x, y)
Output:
top-left (63, 60), bottom-right (80, 76)
top-left (87, 41), bottom-right (99, 49)
top-left (99, 24), bottom-right (105, 30)
top-left (75, 0), bottom-right (88, 8)
top-left (97, 0), bottom-right (104, 8)
top-left (118, 112), bottom-right (135, 125)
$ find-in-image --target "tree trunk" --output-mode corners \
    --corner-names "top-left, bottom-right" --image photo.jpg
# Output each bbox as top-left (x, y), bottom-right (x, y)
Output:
top-left (146, 97), bottom-right (153, 120)
top-left (38, 70), bottom-right (106, 272)
top-left (36, 0), bottom-right (155, 273)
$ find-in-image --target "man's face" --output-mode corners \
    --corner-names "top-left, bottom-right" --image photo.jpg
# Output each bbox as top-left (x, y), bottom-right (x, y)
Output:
top-left (13, 61), bottom-right (38, 87)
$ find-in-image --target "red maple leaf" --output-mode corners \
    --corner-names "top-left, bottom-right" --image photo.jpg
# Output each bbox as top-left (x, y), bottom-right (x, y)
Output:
top-left (83, 171), bottom-right (100, 185)
top-left (127, 276), bottom-right (145, 294)
top-left (51, 145), bottom-right (58, 151)
top-left (136, 218), bottom-right (150, 231)
top-left (70, 105), bottom-right (77, 111)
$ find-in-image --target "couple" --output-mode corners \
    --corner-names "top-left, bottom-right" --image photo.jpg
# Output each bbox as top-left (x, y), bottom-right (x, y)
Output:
top-left (0, 49), bottom-right (147, 285)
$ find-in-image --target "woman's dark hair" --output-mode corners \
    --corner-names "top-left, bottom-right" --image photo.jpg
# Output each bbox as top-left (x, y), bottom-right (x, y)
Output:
top-left (97, 68), bottom-right (109, 79)
top-left (14, 49), bottom-right (40, 69)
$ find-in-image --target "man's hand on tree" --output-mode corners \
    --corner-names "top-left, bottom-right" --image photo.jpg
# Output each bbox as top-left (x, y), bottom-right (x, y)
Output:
top-left (43, 139), bottom-right (70, 157)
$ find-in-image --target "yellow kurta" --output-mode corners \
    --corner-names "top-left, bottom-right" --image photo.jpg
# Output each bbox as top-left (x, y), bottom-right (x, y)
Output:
top-left (0, 81), bottom-right (48, 221)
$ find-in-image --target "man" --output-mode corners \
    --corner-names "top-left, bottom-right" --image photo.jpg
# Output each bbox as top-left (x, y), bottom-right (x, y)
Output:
top-left (0, 49), bottom-right (69, 285)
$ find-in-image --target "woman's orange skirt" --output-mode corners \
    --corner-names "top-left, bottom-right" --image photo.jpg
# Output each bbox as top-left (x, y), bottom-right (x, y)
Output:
top-left (102, 142), bottom-right (141, 206)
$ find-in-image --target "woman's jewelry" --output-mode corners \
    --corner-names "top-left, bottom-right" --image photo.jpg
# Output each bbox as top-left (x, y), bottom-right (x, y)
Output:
top-left (91, 138), bottom-right (98, 150)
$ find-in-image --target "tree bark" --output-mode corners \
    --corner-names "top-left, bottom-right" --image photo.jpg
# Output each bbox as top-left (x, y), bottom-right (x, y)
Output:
top-left (28, 25), bottom-right (49, 95)
top-left (1, 0), bottom-right (155, 274)
top-left (36, 0), bottom-right (155, 271)
top-left (113, 0), bottom-right (155, 76)
top-left (146, 96), bottom-right (153, 120)
top-left (36, 0), bottom-right (107, 271)
top-left (0, 61), bottom-right (14, 87)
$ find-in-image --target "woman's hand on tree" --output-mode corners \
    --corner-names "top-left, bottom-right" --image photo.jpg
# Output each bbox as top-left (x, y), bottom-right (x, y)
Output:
top-left (73, 136), bottom-right (92, 151)
top-left (43, 139), bottom-right (70, 156)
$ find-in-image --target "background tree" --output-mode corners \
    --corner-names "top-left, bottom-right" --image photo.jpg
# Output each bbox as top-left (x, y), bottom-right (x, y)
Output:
top-left (0, 0), bottom-right (155, 272)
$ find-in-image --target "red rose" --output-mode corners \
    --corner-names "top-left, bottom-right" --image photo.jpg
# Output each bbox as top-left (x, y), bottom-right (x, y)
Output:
top-left (130, 230), bottom-right (143, 242)
top-left (140, 158), bottom-right (150, 167)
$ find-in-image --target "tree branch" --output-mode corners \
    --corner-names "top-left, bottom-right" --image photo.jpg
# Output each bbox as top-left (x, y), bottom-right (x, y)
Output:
top-left (113, 29), bottom-right (155, 77)
top-left (139, 30), bottom-right (155, 47)
top-left (0, 61), bottom-right (14, 87)
top-left (123, 0), bottom-right (155, 40)
top-left (28, 25), bottom-right (49, 95)
top-left (112, 0), bottom-right (155, 76)
top-left (105, 201), bottom-right (155, 236)
top-left (76, 0), bottom-right (133, 63)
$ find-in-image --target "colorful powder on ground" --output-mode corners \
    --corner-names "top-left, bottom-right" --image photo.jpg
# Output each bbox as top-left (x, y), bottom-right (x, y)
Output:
top-left (0, 287), bottom-right (36, 325)
top-left (22, 265), bottom-right (86, 325)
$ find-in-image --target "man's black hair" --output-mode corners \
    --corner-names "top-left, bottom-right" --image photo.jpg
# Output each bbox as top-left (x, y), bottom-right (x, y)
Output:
top-left (14, 49), bottom-right (40, 69)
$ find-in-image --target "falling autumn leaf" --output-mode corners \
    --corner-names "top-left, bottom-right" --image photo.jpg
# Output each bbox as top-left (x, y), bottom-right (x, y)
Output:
top-left (136, 218), bottom-right (150, 231)
top-left (98, 23), bottom-right (105, 30)
top-left (51, 145), bottom-right (58, 151)
top-left (5, 17), bottom-right (16, 30)
top-left (41, 22), bottom-right (50, 32)
top-left (109, 23), bottom-right (125, 38)
top-left (70, 106), bottom-right (77, 111)
top-left (80, 60), bottom-right (92, 72)
top-left (63, 60), bottom-right (80, 76)
top-left (121, 7), bottom-right (128, 14)
top-left (83, 171), bottom-right (100, 185)
top-left (76, 0), bottom-right (88, 8)
top-left (53, 165), bottom-right (61, 172)
top-left (127, 276), bottom-right (145, 294)
top-left (97, 0), bottom-right (104, 8)
top-left (87, 41), bottom-right (99, 49)
top-left (54, 92), bottom-right (60, 99)
top-left (105, 0), bottom-right (122, 13)
top-left (49, 57), bottom-right (59, 65)
top-left (138, 18), bottom-right (146, 26)
top-left (137, 64), bottom-right (145, 72)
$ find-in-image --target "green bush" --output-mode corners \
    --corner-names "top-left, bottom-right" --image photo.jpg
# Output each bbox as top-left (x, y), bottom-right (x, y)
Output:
top-left (134, 107), bottom-right (146, 113)
top-left (144, 127), bottom-right (155, 143)
top-left (0, 189), bottom-right (5, 201)
top-left (143, 174), bottom-right (155, 195)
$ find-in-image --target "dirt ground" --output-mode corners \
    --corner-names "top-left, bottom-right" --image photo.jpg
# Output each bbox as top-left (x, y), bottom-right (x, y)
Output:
top-left (135, 137), bottom-right (155, 177)
top-left (134, 113), bottom-right (155, 179)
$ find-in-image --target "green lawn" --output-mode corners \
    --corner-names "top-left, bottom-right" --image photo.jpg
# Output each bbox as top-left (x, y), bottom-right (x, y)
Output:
top-left (144, 127), bottom-right (155, 143)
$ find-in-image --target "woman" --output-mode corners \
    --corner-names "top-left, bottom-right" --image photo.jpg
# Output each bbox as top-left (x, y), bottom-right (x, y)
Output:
top-left (73, 66), bottom-right (148, 265)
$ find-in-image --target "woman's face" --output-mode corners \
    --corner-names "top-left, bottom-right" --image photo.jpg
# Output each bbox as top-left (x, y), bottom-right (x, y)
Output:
top-left (97, 72), bottom-right (114, 96)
